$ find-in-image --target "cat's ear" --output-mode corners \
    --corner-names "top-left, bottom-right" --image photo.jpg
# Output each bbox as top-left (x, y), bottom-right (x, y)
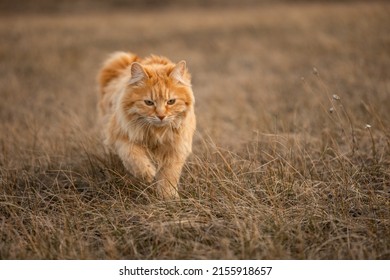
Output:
top-left (129, 62), bottom-right (148, 86)
top-left (170, 60), bottom-right (191, 87)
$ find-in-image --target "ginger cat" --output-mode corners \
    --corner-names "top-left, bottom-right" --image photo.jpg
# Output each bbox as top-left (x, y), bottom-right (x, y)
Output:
top-left (98, 52), bottom-right (196, 199)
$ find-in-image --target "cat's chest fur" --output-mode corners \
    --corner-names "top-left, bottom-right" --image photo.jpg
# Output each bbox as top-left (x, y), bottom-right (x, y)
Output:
top-left (141, 126), bottom-right (187, 166)
top-left (144, 127), bottom-right (177, 149)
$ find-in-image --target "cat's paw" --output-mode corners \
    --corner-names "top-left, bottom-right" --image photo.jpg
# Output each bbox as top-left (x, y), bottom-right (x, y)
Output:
top-left (139, 164), bottom-right (156, 183)
top-left (123, 161), bottom-right (156, 183)
top-left (156, 182), bottom-right (180, 200)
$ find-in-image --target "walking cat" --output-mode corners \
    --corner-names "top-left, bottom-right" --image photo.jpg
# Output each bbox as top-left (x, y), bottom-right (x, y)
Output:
top-left (98, 52), bottom-right (196, 199)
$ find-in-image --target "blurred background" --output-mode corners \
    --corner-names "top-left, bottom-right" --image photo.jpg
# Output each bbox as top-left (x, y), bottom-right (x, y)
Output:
top-left (0, 0), bottom-right (380, 13)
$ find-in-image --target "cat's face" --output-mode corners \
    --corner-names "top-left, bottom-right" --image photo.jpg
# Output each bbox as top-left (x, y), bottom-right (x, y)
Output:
top-left (120, 61), bottom-right (194, 128)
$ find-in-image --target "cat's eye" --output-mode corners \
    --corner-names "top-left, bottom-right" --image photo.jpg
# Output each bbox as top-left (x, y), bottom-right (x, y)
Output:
top-left (167, 99), bottom-right (176, 105)
top-left (144, 100), bottom-right (154, 106)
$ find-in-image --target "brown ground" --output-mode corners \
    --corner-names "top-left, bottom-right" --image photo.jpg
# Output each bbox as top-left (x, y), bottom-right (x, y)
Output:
top-left (0, 1), bottom-right (389, 259)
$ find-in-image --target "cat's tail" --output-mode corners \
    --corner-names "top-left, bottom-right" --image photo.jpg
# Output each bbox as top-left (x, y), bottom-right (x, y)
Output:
top-left (98, 51), bottom-right (139, 95)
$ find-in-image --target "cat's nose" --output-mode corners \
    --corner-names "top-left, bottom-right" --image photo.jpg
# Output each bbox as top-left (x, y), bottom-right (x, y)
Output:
top-left (157, 115), bottom-right (165, 121)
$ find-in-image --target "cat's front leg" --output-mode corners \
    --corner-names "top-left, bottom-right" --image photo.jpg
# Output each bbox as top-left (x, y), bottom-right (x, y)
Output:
top-left (116, 142), bottom-right (156, 183)
top-left (155, 159), bottom-right (185, 199)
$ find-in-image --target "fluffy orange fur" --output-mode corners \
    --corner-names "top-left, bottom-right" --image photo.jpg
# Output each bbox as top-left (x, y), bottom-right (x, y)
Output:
top-left (98, 52), bottom-right (196, 199)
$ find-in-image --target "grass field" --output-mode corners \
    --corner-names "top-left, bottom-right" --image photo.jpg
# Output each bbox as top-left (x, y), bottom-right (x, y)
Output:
top-left (0, 1), bottom-right (389, 259)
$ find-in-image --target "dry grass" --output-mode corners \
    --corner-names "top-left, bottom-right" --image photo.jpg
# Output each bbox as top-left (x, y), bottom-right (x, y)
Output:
top-left (0, 1), bottom-right (389, 259)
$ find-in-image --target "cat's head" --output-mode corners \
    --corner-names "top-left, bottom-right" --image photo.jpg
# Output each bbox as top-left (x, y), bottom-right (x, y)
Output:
top-left (120, 59), bottom-right (194, 128)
